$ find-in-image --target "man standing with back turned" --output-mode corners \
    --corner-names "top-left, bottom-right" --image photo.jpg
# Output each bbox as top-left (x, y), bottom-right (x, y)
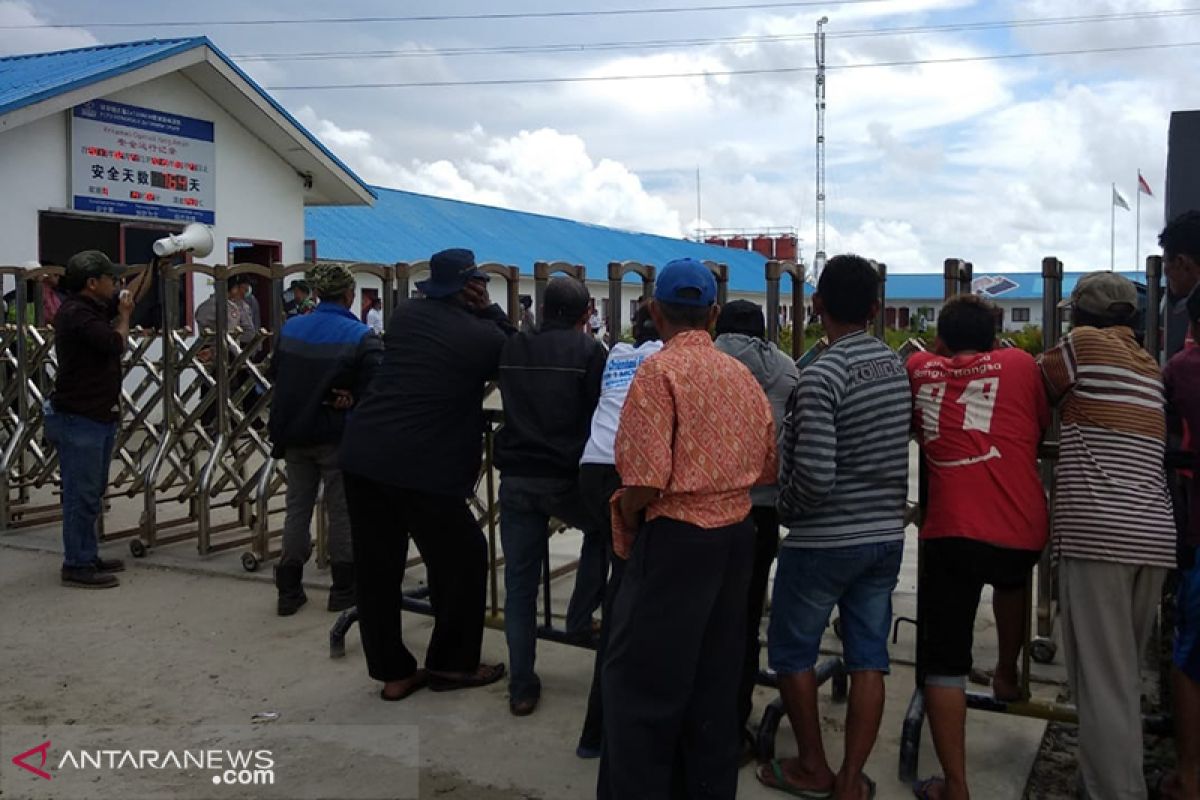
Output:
top-left (496, 276), bottom-right (606, 716)
top-left (46, 251), bottom-right (149, 588)
top-left (1040, 272), bottom-right (1177, 800)
top-left (599, 257), bottom-right (777, 799)
top-left (763, 254), bottom-right (911, 800)
top-left (268, 263), bottom-right (382, 616)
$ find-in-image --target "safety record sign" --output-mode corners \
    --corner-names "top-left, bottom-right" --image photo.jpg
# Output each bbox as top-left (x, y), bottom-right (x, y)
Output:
top-left (70, 99), bottom-right (216, 224)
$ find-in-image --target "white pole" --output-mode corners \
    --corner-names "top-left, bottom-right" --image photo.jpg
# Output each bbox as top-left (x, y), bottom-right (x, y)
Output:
top-left (1110, 183), bottom-right (1116, 273)
top-left (1135, 172), bottom-right (1141, 275)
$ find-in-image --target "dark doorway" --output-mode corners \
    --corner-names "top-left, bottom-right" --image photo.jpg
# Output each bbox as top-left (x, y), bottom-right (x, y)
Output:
top-left (227, 240), bottom-right (281, 331)
top-left (37, 212), bottom-right (192, 329)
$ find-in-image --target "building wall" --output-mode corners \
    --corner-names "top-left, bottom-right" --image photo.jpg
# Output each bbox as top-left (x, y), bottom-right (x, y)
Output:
top-left (0, 70), bottom-right (307, 276)
top-left (0, 113), bottom-right (71, 265)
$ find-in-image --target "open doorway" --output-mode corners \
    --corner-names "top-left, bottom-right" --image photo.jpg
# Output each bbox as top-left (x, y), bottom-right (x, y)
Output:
top-left (227, 239), bottom-right (281, 331)
top-left (37, 211), bottom-right (192, 328)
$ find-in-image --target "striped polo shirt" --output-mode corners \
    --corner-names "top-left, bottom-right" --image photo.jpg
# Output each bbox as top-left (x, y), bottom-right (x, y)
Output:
top-left (1039, 326), bottom-right (1176, 568)
top-left (778, 330), bottom-right (912, 548)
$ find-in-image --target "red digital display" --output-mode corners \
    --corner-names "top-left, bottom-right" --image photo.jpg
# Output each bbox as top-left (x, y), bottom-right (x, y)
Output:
top-left (151, 171), bottom-right (189, 191)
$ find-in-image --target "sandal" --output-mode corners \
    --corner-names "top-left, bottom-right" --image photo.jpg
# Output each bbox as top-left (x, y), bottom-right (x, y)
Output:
top-left (428, 663), bottom-right (506, 692)
top-left (912, 776), bottom-right (945, 800)
top-left (379, 669), bottom-right (428, 701)
top-left (755, 759), bottom-right (834, 798)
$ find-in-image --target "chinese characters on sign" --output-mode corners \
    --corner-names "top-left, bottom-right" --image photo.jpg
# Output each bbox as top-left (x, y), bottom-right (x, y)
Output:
top-left (71, 99), bottom-right (215, 224)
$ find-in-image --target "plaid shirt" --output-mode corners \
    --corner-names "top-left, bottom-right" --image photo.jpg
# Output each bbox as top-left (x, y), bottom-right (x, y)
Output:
top-left (611, 330), bottom-right (777, 558)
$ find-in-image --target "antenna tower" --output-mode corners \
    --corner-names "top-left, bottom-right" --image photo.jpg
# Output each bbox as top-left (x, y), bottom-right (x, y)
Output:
top-left (814, 16), bottom-right (828, 278)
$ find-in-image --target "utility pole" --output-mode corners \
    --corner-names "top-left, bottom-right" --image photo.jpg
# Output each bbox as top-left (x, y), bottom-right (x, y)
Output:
top-left (814, 16), bottom-right (828, 279)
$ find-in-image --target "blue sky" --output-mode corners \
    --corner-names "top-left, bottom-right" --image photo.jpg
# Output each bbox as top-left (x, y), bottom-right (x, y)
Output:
top-left (2, 0), bottom-right (1198, 273)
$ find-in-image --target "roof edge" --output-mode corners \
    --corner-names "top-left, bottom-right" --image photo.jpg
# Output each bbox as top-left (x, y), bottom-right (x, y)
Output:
top-left (0, 37), bottom-right (207, 118)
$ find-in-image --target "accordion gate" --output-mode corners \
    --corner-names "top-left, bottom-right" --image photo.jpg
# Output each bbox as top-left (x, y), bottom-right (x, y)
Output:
top-left (0, 258), bottom-right (807, 587)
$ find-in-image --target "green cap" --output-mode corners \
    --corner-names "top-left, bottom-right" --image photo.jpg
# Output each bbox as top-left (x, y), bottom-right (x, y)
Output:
top-left (307, 263), bottom-right (356, 298)
top-left (64, 250), bottom-right (125, 292)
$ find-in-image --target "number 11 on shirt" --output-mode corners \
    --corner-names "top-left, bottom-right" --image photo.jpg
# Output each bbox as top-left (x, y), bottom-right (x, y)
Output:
top-left (915, 377), bottom-right (1000, 441)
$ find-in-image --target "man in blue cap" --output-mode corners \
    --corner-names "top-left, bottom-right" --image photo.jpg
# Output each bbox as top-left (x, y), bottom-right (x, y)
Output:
top-left (340, 248), bottom-right (516, 701)
top-left (599, 258), bottom-right (777, 799)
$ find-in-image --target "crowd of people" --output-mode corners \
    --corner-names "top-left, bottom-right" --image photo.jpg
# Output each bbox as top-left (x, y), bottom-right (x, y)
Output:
top-left (40, 209), bottom-right (1200, 799)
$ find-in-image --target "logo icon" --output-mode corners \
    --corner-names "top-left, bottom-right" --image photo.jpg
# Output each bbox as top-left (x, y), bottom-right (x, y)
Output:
top-left (11, 740), bottom-right (52, 780)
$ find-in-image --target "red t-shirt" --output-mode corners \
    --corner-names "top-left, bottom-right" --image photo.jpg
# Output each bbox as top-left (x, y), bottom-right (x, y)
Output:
top-left (907, 348), bottom-right (1050, 550)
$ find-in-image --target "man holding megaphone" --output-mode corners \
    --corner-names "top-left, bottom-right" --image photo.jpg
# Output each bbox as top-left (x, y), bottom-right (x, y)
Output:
top-left (44, 250), bottom-right (152, 589)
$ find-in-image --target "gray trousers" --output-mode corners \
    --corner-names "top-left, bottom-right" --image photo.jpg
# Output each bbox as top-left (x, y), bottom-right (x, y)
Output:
top-left (1060, 557), bottom-right (1167, 800)
top-left (281, 443), bottom-right (352, 566)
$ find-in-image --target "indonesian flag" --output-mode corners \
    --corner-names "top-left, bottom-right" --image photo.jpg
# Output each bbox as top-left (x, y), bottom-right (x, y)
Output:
top-left (1137, 171), bottom-right (1153, 196)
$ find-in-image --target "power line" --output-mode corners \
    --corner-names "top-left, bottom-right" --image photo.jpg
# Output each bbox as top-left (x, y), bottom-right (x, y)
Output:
top-left (234, 8), bottom-right (1200, 62)
top-left (0, 1), bottom-right (910, 30)
top-left (264, 40), bottom-right (1200, 90)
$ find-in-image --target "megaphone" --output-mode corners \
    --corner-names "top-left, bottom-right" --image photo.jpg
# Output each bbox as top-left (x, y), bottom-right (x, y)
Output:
top-left (153, 223), bottom-right (214, 258)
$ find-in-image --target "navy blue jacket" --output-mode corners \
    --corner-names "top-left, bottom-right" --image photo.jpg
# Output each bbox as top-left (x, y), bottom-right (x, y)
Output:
top-left (267, 303), bottom-right (382, 453)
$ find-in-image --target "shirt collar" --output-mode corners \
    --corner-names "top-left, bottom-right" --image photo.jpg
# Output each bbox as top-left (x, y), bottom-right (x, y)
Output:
top-left (665, 329), bottom-right (715, 350)
top-left (313, 302), bottom-right (357, 321)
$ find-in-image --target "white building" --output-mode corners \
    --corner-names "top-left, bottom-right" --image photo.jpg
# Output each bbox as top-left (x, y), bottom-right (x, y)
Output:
top-left (0, 37), bottom-right (372, 323)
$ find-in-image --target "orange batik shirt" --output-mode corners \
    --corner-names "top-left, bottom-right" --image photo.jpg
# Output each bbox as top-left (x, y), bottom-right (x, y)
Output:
top-left (610, 329), bottom-right (778, 558)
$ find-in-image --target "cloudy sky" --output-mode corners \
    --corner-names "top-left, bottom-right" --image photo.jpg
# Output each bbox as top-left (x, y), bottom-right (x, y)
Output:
top-left (3, 0), bottom-right (1197, 273)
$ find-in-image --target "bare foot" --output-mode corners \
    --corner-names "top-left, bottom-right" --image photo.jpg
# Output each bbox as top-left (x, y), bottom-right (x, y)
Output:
top-left (992, 665), bottom-right (1021, 702)
top-left (756, 757), bottom-right (836, 796)
top-left (833, 772), bottom-right (876, 800)
top-left (380, 669), bottom-right (427, 701)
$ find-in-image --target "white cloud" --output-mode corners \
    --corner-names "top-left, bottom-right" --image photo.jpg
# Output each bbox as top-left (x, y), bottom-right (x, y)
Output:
top-left (0, 1), bottom-right (96, 54)
top-left (295, 108), bottom-right (684, 236)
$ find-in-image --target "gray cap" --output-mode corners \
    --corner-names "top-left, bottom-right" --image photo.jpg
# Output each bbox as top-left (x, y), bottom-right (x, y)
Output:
top-left (1061, 271), bottom-right (1137, 317)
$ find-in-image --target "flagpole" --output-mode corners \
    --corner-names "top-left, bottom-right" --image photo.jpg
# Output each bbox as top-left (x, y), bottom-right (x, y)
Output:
top-left (1135, 172), bottom-right (1141, 275)
top-left (1110, 183), bottom-right (1116, 272)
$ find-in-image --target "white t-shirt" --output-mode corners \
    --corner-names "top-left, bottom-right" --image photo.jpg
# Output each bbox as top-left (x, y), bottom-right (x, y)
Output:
top-left (580, 339), bottom-right (664, 465)
top-left (366, 307), bottom-right (384, 335)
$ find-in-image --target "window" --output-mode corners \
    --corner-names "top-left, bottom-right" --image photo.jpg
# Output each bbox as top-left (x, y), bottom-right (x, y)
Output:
top-left (303, 239), bottom-right (317, 263)
top-left (1012, 307), bottom-right (1031, 323)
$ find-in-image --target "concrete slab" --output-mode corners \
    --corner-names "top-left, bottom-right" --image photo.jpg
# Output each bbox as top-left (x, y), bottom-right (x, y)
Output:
top-left (0, 539), bottom-right (1047, 799)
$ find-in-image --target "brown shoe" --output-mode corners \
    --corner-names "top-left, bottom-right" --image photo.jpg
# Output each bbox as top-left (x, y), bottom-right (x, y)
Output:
top-left (62, 566), bottom-right (119, 589)
top-left (509, 696), bottom-right (539, 716)
top-left (93, 557), bottom-right (126, 573)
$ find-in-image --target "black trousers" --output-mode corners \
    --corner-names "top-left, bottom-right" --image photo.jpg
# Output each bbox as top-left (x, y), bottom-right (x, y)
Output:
top-left (739, 505), bottom-right (782, 730)
top-left (598, 515), bottom-right (754, 800)
top-left (343, 472), bottom-right (488, 681)
top-left (578, 463), bottom-right (623, 750)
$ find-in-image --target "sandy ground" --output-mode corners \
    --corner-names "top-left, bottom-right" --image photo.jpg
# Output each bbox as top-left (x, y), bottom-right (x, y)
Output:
top-left (0, 520), bottom-right (1050, 800)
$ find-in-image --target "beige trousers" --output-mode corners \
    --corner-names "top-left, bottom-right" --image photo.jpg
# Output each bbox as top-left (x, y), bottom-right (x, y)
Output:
top-left (1060, 557), bottom-right (1167, 800)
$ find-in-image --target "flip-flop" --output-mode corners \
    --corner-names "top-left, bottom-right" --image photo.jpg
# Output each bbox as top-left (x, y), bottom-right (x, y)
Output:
top-left (379, 669), bottom-right (428, 701)
top-left (754, 759), bottom-right (834, 799)
top-left (428, 663), bottom-right (506, 692)
top-left (912, 776), bottom-right (945, 800)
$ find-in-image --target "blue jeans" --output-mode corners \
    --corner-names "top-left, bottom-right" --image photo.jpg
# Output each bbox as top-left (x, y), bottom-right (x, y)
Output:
top-left (43, 404), bottom-right (116, 569)
top-left (499, 475), bottom-right (589, 701)
top-left (768, 540), bottom-right (903, 674)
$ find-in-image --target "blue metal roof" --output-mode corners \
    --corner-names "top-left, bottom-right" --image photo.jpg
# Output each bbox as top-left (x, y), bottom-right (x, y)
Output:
top-left (0, 37), bottom-right (373, 200)
top-left (306, 185), bottom-right (776, 289)
top-left (885, 271), bottom-right (1145, 302)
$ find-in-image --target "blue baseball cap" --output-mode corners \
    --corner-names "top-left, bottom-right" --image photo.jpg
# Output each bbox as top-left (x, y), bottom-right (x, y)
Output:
top-left (654, 258), bottom-right (717, 307)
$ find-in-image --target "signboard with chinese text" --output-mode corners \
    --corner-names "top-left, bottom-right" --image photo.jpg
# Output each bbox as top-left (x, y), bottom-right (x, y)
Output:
top-left (71, 99), bottom-right (215, 224)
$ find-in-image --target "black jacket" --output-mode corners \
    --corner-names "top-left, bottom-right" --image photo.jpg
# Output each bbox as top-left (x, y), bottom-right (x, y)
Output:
top-left (52, 294), bottom-right (123, 423)
top-left (340, 297), bottom-right (516, 497)
top-left (267, 303), bottom-right (382, 454)
top-left (495, 326), bottom-right (607, 478)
